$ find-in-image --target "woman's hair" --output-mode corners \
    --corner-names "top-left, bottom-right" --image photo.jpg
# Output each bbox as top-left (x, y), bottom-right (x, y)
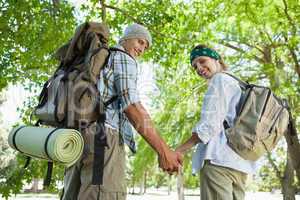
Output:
top-left (192, 44), bottom-right (228, 70)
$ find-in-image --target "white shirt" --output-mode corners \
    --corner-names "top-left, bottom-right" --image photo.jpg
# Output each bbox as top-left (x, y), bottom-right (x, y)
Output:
top-left (192, 72), bottom-right (258, 174)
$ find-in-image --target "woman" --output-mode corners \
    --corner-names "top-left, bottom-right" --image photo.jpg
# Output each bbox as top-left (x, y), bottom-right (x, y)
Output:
top-left (176, 44), bottom-right (257, 200)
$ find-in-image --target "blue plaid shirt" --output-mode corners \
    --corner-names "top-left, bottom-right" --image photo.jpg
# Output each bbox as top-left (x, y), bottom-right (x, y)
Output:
top-left (97, 45), bottom-right (140, 153)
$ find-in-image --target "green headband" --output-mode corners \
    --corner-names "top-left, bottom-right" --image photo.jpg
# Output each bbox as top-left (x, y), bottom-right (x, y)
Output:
top-left (190, 47), bottom-right (221, 65)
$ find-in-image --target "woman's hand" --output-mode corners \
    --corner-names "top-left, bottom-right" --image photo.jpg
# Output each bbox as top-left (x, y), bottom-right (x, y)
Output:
top-left (175, 133), bottom-right (202, 155)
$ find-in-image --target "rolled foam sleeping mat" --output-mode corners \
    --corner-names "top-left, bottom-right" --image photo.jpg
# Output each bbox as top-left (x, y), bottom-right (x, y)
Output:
top-left (8, 126), bottom-right (84, 167)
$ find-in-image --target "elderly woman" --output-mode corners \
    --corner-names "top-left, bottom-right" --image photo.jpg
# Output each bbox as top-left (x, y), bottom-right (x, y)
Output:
top-left (176, 45), bottom-right (257, 200)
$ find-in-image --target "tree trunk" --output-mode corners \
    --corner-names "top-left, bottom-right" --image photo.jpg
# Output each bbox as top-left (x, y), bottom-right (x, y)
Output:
top-left (30, 178), bottom-right (39, 193)
top-left (131, 179), bottom-right (135, 194)
top-left (284, 121), bottom-right (300, 183)
top-left (52, 0), bottom-right (59, 9)
top-left (139, 171), bottom-right (147, 195)
top-left (52, 0), bottom-right (60, 15)
top-left (139, 173), bottom-right (144, 195)
top-left (268, 155), bottom-right (296, 200)
top-left (100, 0), bottom-right (106, 22)
top-left (282, 152), bottom-right (295, 200)
top-left (168, 175), bottom-right (172, 195)
top-left (144, 171), bottom-right (147, 194)
top-left (177, 168), bottom-right (185, 200)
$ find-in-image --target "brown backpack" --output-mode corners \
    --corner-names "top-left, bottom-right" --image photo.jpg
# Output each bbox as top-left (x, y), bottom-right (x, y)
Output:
top-left (35, 22), bottom-right (110, 128)
top-left (33, 22), bottom-right (131, 187)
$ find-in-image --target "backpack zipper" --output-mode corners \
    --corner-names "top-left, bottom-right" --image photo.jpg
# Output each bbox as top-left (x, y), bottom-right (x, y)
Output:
top-left (237, 85), bottom-right (253, 116)
top-left (259, 89), bottom-right (272, 122)
top-left (268, 106), bottom-right (284, 133)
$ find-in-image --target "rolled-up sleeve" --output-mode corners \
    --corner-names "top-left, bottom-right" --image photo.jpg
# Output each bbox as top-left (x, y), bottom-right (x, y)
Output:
top-left (113, 52), bottom-right (140, 111)
top-left (192, 73), bottom-right (239, 144)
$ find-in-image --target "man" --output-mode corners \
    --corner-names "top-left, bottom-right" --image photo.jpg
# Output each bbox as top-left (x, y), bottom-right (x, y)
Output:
top-left (62, 23), bottom-right (182, 200)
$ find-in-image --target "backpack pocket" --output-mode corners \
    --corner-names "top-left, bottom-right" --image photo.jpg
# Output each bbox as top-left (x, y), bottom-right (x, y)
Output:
top-left (257, 93), bottom-right (283, 139)
top-left (256, 107), bottom-right (289, 155)
top-left (35, 73), bottom-right (66, 126)
top-left (71, 75), bottom-right (100, 125)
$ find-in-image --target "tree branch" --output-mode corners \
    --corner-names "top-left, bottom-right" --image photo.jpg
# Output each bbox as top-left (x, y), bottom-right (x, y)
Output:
top-left (220, 41), bottom-right (265, 63)
top-left (103, 3), bottom-right (185, 43)
top-left (267, 152), bottom-right (283, 181)
top-left (100, 0), bottom-right (106, 22)
top-left (283, 35), bottom-right (300, 78)
top-left (262, 46), bottom-right (272, 63)
top-left (243, 42), bottom-right (264, 54)
top-left (103, 3), bottom-right (144, 25)
top-left (227, 37), bottom-right (264, 54)
top-left (258, 29), bottom-right (278, 49)
top-left (52, 0), bottom-right (59, 8)
top-left (282, 0), bottom-right (297, 35)
top-left (274, 4), bottom-right (300, 78)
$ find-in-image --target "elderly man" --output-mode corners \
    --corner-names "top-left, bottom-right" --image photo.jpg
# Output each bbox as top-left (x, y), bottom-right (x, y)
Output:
top-left (61, 23), bottom-right (182, 200)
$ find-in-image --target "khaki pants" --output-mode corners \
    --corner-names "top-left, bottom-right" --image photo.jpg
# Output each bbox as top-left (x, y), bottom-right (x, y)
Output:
top-left (200, 161), bottom-right (247, 200)
top-left (61, 127), bottom-right (126, 200)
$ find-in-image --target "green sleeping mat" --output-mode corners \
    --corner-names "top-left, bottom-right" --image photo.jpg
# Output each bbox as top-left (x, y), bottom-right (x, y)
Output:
top-left (8, 126), bottom-right (84, 167)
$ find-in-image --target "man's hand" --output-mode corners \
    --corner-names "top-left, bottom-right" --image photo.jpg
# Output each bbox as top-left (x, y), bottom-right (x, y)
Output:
top-left (158, 148), bottom-right (183, 174)
top-left (124, 103), bottom-right (184, 174)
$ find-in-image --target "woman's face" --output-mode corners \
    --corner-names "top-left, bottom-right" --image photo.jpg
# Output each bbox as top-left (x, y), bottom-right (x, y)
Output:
top-left (191, 56), bottom-right (223, 79)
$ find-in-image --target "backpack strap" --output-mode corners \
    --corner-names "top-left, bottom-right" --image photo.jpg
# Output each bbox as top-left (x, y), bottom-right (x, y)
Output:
top-left (89, 47), bottom-right (133, 185)
top-left (11, 124), bottom-right (54, 187)
top-left (222, 72), bottom-right (250, 90)
top-left (11, 126), bottom-right (26, 153)
top-left (100, 47), bottom-right (134, 108)
top-left (104, 95), bottom-right (118, 107)
top-left (87, 46), bottom-right (109, 64)
top-left (223, 120), bottom-right (230, 130)
top-left (109, 47), bottom-right (135, 60)
top-left (92, 123), bottom-right (106, 185)
top-left (43, 128), bottom-right (59, 187)
top-left (221, 72), bottom-right (251, 130)
top-left (43, 162), bottom-right (53, 188)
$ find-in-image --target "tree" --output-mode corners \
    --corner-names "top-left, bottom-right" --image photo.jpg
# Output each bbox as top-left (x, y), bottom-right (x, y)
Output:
top-left (0, 0), bottom-right (76, 199)
top-left (0, 0), bottom-right (76, 91)
top-left (0, 122), bottom-right (15, 178)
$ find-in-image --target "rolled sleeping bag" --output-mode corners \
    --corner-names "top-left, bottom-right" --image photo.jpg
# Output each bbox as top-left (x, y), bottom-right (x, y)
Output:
top-left (8, 126), bottom-right (84, 167)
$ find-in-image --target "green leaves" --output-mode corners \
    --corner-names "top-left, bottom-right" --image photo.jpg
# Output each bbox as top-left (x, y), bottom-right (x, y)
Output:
top-left (0, 0), bottom-right (76, 91)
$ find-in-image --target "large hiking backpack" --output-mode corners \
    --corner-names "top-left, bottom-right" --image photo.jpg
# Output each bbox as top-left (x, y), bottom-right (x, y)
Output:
top-left (32, 22), bottom-right (130, 187)
top-left (223, 73), bottom-right (292, 161)
top-left (35, 22), bottom-right (110, 128)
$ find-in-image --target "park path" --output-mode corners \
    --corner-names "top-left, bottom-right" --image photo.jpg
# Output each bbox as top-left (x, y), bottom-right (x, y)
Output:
top-left (3, 192), bottom-right (300, 200)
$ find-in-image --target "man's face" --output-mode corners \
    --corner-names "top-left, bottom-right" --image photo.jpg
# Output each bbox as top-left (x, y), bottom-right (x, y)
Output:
top-left (191, 56), bottom-right (222, 79)
top-left (122, 38), bottom-right (148, 58)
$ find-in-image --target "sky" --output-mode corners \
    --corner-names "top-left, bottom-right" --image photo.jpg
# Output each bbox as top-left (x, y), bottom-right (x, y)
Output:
top-left (0, 85), bottom-right (31, 129)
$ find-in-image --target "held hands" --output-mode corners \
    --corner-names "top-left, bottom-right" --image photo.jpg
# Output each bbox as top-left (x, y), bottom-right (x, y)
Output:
top-left (158, 147), bottom-right (184, 174)
top-left (157, 134), bottom-right (201, 174)
top-left (158, 133), bottom-right (201, 174)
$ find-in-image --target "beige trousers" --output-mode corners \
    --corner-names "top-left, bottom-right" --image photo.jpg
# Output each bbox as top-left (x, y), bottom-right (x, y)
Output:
top-left (61, 127), bottom-right (126, 200)
top-left (200, 161), bottom-right (247, 200)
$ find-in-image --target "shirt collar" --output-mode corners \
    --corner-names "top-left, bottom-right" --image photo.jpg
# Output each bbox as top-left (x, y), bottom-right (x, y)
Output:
top-left (115, 44), bottom-right (125, 51)
top-left (115, 44), bottom-right (137, 62)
